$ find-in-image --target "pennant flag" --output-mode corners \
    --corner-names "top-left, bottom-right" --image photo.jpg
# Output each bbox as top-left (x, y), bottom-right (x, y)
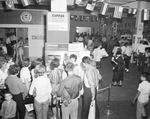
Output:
top-left (128, 8), bottom-right (137, 14)
top-left (21, 0), bottom-right (30, 7)
top-left (113, 6), bottom-right (123, 19)
top-left (86, 1), bottom-right (96, 11)
top-left (86, 3), bottom-right (95, 11)
top-left (133, 9), bottom-right (137, 14)
top-left (5, 0), bottom-right (14, 9)
top-left (142, 9), bottom-right (150, 21)
top-left (100, 3), bottom-right (108, 15)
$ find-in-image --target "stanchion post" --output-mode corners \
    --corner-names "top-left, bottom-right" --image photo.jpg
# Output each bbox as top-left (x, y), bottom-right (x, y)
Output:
top-left (104, 84), bottom-right (113, 116)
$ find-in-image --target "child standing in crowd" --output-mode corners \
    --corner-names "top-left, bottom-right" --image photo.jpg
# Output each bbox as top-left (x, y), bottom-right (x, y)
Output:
top-left (0, 92), bottom-right (16, 119)
top-left (132, 72), bottom-right (150, 119)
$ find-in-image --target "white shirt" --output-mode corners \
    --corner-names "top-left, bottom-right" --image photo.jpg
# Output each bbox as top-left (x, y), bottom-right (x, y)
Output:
top-left (92, 48), bottom-right (108, 62)
top-left (0, 70), bottom-right (7, 85)
top-left (29, 75), bottom-right (52, 102)
top-left (20, 67), bottom-right (31, 83)
top-left (84, 66), bottom-right (102, 88)
top-left (112, 46), bottom-right (120, 56)
top-left (121, 46), bottom-right (126, 54)
top-left (6, 37), bottom-right (11, 44)
top-left (78, 36), bottom-right (84, 42)
top-left (138, 81), bottom-right (150, 103)
top-left (137, 44), bottom-right (146, 54)
top-left (124, 46), bottom-right (132, 56)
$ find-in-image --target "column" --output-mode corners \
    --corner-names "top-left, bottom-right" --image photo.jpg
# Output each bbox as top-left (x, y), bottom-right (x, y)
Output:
top-left (47, 0), bottom-right (70, 44)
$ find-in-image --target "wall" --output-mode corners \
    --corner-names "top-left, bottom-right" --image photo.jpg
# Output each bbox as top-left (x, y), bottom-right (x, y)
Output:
top-left (0, 9), bottom-right (47, 59)
top-left (69, 10), bottom-right (100, 42)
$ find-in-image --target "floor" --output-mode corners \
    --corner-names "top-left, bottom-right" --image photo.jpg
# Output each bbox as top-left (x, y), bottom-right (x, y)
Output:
top-left (97, 57), bottom-right (150, 119)
top-left (26, 57), bottom-right (150, 119)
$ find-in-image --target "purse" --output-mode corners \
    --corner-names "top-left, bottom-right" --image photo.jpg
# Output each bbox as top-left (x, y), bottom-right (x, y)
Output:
top-left (24, 95), bottom-right (34, 104)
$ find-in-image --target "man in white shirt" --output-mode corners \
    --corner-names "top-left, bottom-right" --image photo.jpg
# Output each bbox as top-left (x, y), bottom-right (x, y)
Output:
top-left (29, 64), bottom-right (52, 119)
top-left (124, 43), bottom-right (133, 72)
top-left (92, 43), bottom-right (108, 71)
top-left (137, 40), bottom-right (148, 72)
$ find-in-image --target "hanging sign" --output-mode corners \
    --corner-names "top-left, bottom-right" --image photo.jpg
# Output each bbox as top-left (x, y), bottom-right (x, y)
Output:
top-left (47, 12), bottom-right (68, 31)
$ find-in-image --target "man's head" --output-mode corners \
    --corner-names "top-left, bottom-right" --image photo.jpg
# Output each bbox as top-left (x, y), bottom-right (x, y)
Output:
top-left (70, 54), bottom-right (77, 63)
top-left (65, 62), bottom-right (74, 73)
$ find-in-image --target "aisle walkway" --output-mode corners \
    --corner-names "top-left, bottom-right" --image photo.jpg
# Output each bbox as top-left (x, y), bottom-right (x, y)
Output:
top-left (97, 57), bottom-right (150, 119)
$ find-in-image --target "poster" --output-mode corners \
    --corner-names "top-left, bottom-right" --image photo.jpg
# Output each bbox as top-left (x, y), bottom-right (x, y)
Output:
top-left (47, 12), bottom-right (68, 31)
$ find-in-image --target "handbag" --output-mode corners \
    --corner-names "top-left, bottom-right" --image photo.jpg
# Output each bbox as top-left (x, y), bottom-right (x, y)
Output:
top-left (88, 100), bottom-right (95, 119)
top-left (24, 94), bottom-right (34, 104)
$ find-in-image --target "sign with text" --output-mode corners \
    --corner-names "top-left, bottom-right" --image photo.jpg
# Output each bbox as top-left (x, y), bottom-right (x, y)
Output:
top-left (47, 12), bottom-right (68, 31)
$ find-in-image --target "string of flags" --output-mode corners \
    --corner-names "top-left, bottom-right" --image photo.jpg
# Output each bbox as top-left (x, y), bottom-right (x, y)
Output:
top-left (86, 0), bottom-right (138, 19)
top-left (86, 0), bottom-right (150, 21)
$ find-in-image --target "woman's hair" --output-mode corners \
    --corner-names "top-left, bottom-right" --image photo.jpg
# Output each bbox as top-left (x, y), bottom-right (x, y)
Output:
top-left (50, 58), bottom-right (60, 70)
top-left (116, 49), bottom-right (122, 55)
top-left (34, 64), bottom-right (45, 77)
top-left (8, 64), bottom-right (20, 75)
top-left (82, 56), bottom-right (91, 64)
top-left (22, 58), bottom-right (30, 67)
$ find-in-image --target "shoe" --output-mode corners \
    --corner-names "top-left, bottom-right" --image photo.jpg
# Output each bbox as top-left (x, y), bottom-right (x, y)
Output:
top-left (118, 81), bottom-right (122, 87)
top-left (111, 82), bottom-right (117, 86)
top-left (118, 84), bottom-right (122, 87)
top-left (111, 84), bottom-right (117, 86)
top-left (125, 69), bottom-right (129, 73)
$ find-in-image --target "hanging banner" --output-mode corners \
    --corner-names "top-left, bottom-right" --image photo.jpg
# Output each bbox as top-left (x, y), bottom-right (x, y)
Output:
top-left (47, 12), bottom-right (68, 31)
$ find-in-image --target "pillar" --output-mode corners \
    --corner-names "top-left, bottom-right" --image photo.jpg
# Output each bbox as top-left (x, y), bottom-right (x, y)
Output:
top-left (47, 0), bottom-right (70, 44)
top-left (133, 1), bottom-right (150, 51)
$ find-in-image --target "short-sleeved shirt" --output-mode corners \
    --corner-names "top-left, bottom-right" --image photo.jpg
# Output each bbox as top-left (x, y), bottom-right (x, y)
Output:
top-left (5, 75), bottom-right (24, 95)
top-left (29, 75), bottom-right (52, 102)
top-left (84, 65), bottom-right (101, 88)
top-left (0, 70), bottom-right (7, 85)
top-left (138, 81), bottom-right (150, 103)
top-left (57, 74), bottom-right (82, 99)
top-left (92, 48), bottom-right (108, 62)
top-left (20, 67), bottom-right (31, 83)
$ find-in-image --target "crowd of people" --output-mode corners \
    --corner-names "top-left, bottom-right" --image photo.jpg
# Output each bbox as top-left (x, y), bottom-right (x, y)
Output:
top-left (0, 32), bottom-right (28, 66)
top-left (0, 31), bottom-right (150, 119)
top-left (0, 48), bottom-right (105, 119)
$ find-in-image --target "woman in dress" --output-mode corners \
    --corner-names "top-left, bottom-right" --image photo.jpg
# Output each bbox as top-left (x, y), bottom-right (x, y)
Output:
top-left (111, 50), bottom-right (125, 86)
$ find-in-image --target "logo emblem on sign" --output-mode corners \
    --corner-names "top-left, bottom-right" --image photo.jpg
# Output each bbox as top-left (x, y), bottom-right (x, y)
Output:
top-left (20, 12), bottom-right (32, 23)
